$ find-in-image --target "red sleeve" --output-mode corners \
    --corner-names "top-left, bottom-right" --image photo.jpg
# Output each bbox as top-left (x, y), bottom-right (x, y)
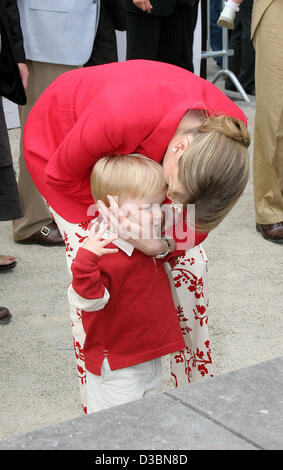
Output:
top-left (162, 199), bottom-right (208, 260)
top-left (165, 231), bottom-right (208, 262)
top-left (71, 247), bottom-right (110, 299)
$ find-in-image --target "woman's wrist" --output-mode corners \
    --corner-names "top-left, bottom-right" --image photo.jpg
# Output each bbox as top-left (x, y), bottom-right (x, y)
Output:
top-left (129, 237), bottom-right (175, 257)
top-left (155, 237), bottom-right (174, 259)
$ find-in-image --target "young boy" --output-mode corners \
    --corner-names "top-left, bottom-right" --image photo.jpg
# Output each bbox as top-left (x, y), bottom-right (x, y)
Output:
top-left (68, 154), bottom-right (186, 413)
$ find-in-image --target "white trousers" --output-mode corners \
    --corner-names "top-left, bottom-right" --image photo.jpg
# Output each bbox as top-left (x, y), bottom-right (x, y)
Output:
top-left (48, 206), bottom-right (214, 414)
top-left (86, 357), bottom-right (163, 413)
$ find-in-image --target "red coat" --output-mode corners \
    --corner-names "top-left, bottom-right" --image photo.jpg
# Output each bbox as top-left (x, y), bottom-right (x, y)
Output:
top-left (23, 60), bottom-right (247, 251)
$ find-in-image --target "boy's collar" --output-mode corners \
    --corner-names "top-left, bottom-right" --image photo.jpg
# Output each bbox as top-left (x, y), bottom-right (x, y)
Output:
top-left (91, 218), bottom-right (134, 257)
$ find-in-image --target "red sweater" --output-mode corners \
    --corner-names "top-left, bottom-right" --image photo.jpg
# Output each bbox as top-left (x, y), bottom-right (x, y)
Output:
top-left (23, 60), bottom-right (247, 254)
top-left (70, 246), bottom-right (186, 375)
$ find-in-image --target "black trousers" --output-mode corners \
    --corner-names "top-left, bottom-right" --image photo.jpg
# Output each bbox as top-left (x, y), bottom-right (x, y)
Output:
top-left (226, 0), bottom-right (255, 93)
top-left (126, 2), bottom-right (199, 73)
top-left (0, 97), bottom-right (23, 221)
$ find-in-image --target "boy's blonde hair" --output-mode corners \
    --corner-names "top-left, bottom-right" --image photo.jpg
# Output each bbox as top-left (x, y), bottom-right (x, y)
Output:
top-left (90, 153), bottom-right (167, 206)
top-left (168, 114), bottom-right (250, 232)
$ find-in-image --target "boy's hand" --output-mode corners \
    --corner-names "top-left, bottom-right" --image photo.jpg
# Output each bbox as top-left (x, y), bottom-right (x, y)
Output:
top-left (82, 222), bottom-right (119, 257)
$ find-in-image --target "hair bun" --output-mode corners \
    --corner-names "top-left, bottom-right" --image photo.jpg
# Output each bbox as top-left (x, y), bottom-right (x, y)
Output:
top-left (199, 114), bottom-right (250, 148)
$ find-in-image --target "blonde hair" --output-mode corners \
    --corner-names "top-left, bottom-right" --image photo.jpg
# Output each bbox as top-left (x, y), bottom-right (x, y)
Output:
top-left (90, 154), bottom-right (167, 206)
top-left (168, 114), bottom-right (250, 232)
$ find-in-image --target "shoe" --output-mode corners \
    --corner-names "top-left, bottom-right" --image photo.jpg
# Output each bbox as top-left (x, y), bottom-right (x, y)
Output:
top-left (256, 222), bottom-right (283, 244)
top-left (217, 6), bottom-right (236, 29)
top-left (0, 307), bottom-right (12, 325)
top-left (0, 256), bottom-right (17, 271)
top-left (16, 221), bottom-right (64, 246)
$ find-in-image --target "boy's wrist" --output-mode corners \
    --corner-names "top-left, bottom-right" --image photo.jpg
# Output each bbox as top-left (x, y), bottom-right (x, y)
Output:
top-left (75, 246), bottom-right (101, 265)
top-left (82, 240), bottom-right (103, 258)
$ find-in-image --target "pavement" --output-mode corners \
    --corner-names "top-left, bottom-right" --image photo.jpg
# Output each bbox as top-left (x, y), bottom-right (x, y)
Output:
top-left (0, 59), bottom-right (283, 444)
top-left (0, 357), bottom-right (282, 450)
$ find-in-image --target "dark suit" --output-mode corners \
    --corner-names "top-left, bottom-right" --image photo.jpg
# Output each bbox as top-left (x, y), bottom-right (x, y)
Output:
top-left (0, 0), bottom-right (26, 105)
top-left (0, 0), bottom-right (24, 220)
top-left (84, 0), bottom-right (127, 67)
top-left (226, 0), bottom-right (255, 95)
top-left (126, 0), bottom-right (177, 16)
top-left (125, 0), bottom-right (200, 72)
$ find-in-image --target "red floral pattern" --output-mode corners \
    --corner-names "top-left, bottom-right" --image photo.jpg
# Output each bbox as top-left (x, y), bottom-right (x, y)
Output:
top-left (167, 250), bottom-right (213, 387)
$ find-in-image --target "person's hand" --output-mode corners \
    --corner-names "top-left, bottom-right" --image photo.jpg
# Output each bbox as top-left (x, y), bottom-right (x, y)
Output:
top-left (133, 0), bottom-right (153, 13)
top-left (97, 195), bottom-right (174, 257)
top-left (82, 222), bottom-right (119, 257)
top-left (97, 195), bottom-right (143, 240)
top-left (17, 63), bottom-right (29, 90)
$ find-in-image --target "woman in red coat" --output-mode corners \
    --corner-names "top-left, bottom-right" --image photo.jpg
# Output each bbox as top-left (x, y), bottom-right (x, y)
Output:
top-left (23, 60), bottom-right (249, 411)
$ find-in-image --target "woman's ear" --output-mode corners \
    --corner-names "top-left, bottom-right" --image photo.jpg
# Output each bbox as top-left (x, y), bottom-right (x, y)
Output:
top-left (171, 135), bottom-right (190, 158)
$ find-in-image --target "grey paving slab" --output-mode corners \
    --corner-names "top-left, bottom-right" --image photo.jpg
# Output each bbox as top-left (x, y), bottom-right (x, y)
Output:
top-left (2, 358), bottom-right (281, 451)
top-left (166, 357), bottom-right (283, 450)
top-left (0, 388), bottom-right (256, 450)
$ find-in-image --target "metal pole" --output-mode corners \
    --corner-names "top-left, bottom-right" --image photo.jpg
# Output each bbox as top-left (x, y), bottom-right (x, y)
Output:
top-left (201, 0), bottom-right (250, 103)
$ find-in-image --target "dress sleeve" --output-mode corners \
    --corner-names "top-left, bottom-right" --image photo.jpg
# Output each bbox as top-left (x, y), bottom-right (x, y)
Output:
top-left (162, 202), bottom-right (208, 260)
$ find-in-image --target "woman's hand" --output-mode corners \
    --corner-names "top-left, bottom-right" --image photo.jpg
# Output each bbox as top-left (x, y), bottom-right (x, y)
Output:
top-left (97, 195), bottom-right (142, 240)
top-left (18, 63), bottom-right (29, 90)
top-left (82, 222), bottom-right (118, 257)
top-left (130, 237), bottom-right (173, 257)
top-left (97, 195), bottom-right (174, 257)
top-left (133, 0), bottom-right (153, 13)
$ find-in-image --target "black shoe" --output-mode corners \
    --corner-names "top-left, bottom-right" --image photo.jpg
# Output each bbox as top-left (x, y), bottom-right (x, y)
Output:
top-left (225, 80), bottom-right (255, 96)
top-left (256, 222), bottom-right (283, 244)
top-left (0, 307), bottom-right (12, 325)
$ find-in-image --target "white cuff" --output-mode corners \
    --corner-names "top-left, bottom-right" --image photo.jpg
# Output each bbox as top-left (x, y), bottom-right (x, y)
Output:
top-left (67, 284), bottom-right (110, 311)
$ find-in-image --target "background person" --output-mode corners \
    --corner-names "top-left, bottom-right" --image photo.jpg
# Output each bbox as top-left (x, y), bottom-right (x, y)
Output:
top-left (84, 0), bottom-right (127, 67)
top-left (251, 0), bottom-right (283, 243)
top-left (125, 0), bottom-right (200, 73)
top-left (0, 0), bottom-right (28, 324)
top-left (224, 0), bottom-right (255, 96)
top-left (14, 0), bottom-right (101, 246)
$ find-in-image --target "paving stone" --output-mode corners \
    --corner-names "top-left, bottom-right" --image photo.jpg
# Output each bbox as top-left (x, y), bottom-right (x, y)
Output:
top-left (166, 357), bottom-right (283, 450)
top-left (1, 359), bottom-right (282, 450)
